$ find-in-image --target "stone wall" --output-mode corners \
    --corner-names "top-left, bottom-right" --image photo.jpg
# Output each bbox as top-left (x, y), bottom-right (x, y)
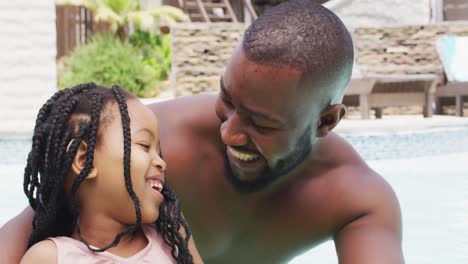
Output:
top-left (355, 22), bottom-right (468, 75)
top-left (170, 22), bottom-right (245, 96)
top-left (170, 22), bottom-right (468, 96)
top-left (0, 1), bottom-right (57, 136)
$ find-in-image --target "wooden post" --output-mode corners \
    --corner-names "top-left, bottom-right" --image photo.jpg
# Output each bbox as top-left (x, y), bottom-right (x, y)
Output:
top-left (455, 96), bottom-right (463, 116)
top-left (443, 0), bottom-right (468, 21)
top-left (195, 0), bottom-right (210, 22)
top-left (431, 0), bottom-right (444, 23)
top-left (229, 0), bottom-right (244, 21)
top-left (359, 94), bottom-right (370, 119)
top-left (424, 92), bottom-right (434, 117)
top-left (56, 5), bottom-right (93, 59)
top-left (163, 0), bottom-right (180, 6)
top-left (242, 0), bottom-right (258, 20)
top-left (424, 79), bottom-right (438, 117)
top-left (56, 5), bottom-right (65, 59)
top-left (223, 0), bottom-right (239, 22)
top-left (374, 108), bottom-right (383, 119)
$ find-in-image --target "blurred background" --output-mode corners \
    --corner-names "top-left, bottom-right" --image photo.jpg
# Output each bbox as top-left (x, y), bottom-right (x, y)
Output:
top-left (0, 1), bottom-right (467, 263)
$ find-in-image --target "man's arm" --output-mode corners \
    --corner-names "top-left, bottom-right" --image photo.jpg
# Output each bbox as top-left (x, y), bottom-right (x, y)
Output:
top-left (333, 178), bottom-right (404, 264)
top-left (0, 207), bottom-right (34, 264)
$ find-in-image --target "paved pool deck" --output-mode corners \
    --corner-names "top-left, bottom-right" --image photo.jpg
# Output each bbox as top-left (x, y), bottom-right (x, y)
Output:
top-left (142, 94), bottom-right (468, 136)
top-left (336, 114), bottom-right (468, 135)
top-left (1, 90), bottom-right (467, 138)
top-left (3, 113), bottom-right (467, 138)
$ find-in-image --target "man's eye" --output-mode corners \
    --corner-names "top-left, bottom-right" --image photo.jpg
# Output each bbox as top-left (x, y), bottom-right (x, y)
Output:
top-left (253, 123), bottom-right (272, 133)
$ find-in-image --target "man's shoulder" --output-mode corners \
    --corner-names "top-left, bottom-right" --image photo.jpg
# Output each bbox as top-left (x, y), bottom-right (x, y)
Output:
top-left (318, 135), bottom-right (403, 263)
top-left (147, 93), bottom-right (220, 135)
top-left (326, 132), bottom-right (396, 200)
top-left (319, 132), bottom-right (366, 165)
top-left (20, 240), bottom-right (57, 264)
top-left (301, 133), bottom-right (400, 233)
top-left (321, 132), bottom-right (398, 210)
top-left (272, 136), bottom-right (401, 254)
top-left (332, 159), bottom-right (399, 217)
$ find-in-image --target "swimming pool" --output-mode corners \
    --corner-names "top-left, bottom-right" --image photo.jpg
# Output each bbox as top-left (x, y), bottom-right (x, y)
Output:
top-left (1, 128), bottom-right (468, 264)
top-left (291, 128), bottom-right (468, 264)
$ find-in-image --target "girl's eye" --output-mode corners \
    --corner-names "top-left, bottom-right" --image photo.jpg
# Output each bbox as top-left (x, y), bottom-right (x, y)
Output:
top-left (138, 143), bottom-right (150, 150)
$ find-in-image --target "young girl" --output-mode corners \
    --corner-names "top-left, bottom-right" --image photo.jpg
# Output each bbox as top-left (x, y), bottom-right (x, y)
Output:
top-left (20, 83), bottom-right (202, 263)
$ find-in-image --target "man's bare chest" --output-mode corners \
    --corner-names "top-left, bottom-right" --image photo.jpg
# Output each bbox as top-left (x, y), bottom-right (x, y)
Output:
top-left (182, 181), bottom-right (334, 263)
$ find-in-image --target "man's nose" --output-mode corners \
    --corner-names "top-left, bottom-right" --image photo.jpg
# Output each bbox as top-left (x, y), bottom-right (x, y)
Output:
top-left (220, 113), bottom-right (248, 147)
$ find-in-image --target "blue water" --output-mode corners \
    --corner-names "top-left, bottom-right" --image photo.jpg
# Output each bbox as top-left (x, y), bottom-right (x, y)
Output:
top-left (290, 152), bottom-right (468, 264)
top-left (1, 128), bottom-right (468, 264)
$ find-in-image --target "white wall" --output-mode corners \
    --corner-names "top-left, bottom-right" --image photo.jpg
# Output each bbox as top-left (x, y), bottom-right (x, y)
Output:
top-left (0, 0), bottom-right (57, 136)
top-left (325, 0), bottom-right (432, 30)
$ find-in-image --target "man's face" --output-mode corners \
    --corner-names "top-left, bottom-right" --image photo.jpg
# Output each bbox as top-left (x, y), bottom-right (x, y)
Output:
top-left (215, 48), bottom-right (321, 193)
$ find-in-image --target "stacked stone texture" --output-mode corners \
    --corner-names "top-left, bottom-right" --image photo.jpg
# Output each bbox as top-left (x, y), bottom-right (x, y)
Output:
top-left (171, 23), bottom-right (245, 97)
top-left (355, 23), bottom-right (468, 75)
top-left (0, 0), bottom-right (57, 135)
top-left (171, 22), bottom-right (468, 97)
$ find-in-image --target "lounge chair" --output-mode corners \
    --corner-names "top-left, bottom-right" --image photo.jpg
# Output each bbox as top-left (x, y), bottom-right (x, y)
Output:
top-left (435, 35), bottom-right (468, 117)
top-left (344, 67), bottom-right (440, 119)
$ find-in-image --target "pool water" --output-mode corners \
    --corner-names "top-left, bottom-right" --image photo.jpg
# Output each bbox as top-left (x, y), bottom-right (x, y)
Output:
top-left (290, 128), bottom-right (468, 264)
top-left (290, 152), bottom-right (468, 264)
top-left (1, 128), bottom-right (468, 264)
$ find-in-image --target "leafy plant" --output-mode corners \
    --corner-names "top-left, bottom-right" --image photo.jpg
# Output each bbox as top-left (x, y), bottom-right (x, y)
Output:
top-left (56, 0), bottom-right (180, 97)
top-left (59, 0), bottom-right (188, 37)
top-left (129, 29), bottom-right (171, 82)
top-left (59, 34), bottom-right (157, 97)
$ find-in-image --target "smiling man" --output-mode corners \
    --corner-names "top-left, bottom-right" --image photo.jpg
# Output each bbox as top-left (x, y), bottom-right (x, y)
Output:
top-left (1, 1), bottom-right (404, 263)
top-left (153, 1), bottom-right (403, 262)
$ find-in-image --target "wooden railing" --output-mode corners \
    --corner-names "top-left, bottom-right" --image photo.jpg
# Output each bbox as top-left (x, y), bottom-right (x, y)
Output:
top-left (56, 5), bottom-right (92, 59)
top-left (444, 0), bottom-right (468, 21)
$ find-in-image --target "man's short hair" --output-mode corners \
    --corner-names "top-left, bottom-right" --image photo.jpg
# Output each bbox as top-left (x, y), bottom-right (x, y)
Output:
top-left (242, 0), bottom-right (354, 78)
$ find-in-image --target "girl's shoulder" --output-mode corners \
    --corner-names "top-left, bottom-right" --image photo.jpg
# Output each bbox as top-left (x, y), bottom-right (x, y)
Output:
top-left (141, 224), bottom-right (176, 262)
top-left (20, 239), bottom-right (57, 264)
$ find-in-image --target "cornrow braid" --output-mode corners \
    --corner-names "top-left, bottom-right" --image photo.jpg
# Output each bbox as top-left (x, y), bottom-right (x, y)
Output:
top-left (70, 93), bottom-right (103, 195)
top-left (24, 83), bottom-right (97, 211)
top-left (112, 85), bottom-right (142, 225)
top-left (24, 83), bottom-right (97, 247)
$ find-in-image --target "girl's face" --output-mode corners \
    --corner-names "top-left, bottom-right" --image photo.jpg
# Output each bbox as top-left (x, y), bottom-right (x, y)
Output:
top-left (89, 99), bottom-right (166, 225)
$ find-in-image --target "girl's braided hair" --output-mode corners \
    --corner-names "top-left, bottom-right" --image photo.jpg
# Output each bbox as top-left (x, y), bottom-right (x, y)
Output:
top-left (23, 83), bottom-right (193, 263)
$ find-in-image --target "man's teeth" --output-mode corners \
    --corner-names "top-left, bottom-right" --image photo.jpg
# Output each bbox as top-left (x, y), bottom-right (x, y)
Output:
top-left (229, 147), bottom-right (259, 161)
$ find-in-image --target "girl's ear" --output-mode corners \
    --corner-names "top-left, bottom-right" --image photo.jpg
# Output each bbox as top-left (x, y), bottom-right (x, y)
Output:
top-left (67, 139), bottom-right (97, 179)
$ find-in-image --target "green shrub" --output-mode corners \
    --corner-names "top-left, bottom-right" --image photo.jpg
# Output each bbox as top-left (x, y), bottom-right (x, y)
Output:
top-left (59, 34), bottom-right (157, 97)
top-left (129, 30), bottom-right (171, 82)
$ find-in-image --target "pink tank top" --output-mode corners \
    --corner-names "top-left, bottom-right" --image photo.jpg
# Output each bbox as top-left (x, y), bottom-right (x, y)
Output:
top-left (48, 225), bottom-right (176, 263)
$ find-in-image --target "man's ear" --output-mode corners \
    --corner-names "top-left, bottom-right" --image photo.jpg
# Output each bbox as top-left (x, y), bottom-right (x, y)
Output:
top-left (317, 104), bottom-right (346, 138)
top-left (66, 139), bottom-right (97, 179)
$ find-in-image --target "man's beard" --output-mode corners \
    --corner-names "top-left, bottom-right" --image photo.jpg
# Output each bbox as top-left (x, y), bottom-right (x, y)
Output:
top-left (224, 125), bottom-right (313, 194)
